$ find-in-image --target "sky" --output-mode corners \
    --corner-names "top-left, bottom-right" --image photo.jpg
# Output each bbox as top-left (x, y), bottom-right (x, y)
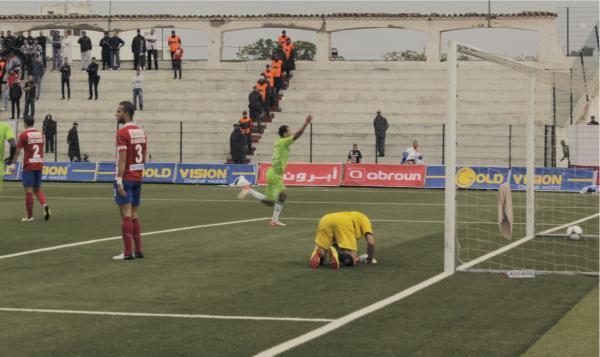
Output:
top-left (1, 1), bottom-right (598, 60)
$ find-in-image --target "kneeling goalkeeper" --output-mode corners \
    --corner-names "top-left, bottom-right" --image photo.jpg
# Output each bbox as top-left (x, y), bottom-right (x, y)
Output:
top-left (310, 211), bottom-right (377, 269)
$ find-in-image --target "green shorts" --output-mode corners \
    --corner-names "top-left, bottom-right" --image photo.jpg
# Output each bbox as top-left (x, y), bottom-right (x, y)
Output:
top-left (266, 167), bottom-right (286, 201)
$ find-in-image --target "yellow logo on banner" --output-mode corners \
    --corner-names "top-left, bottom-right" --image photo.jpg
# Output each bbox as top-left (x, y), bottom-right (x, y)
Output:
top-left (144, 168), bottom-right (172, 178)
top-left (43, 166), bottom-right (68, 176)
top-left (456, 167), bottom-right (477, 188)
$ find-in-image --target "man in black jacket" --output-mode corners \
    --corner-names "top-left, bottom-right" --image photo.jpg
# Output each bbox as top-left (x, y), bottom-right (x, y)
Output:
top-left (3, 31), bottom-right (16, 51)
top-left (99, 32), bottom-right (110, 70)
top-left (86, 57), bottom-right (100, 100)
top-left (37, 31), bottom-right (47, 67)
top-left (67, 122), bottom-right (81, 162)
top-left (229, 124), bottom-right (246, 164)
top-left (108, 31), bottom-right (124, 70)
top-left (131, 29), bottom-right (146, 71)
top-left (59, 59), bottom-right (71, 100)
top-left (77, 31), bottom-right (92, 71)
top-left (373, 110), bottom-right (389, 157)
top-left (23, 74), bottom-right (36, 118)
top-left (43, 114), bottom-right (56, 153)
top-left (248, 86), bottom-right (263, 130)
top-left (51, 30), bottom-right (62, 70)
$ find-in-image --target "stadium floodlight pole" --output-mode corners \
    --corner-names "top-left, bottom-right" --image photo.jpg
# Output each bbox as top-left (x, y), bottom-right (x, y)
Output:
top-left (526, 74), bottom-right (536, 239)
top-left (444, 40), bottom-right (458, 274)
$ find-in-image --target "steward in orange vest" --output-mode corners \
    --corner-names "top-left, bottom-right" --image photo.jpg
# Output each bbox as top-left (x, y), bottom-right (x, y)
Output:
top-left (277, 30), bottom-right (289, 46)
top-left (239, 111), bottom-right (253, 153)
top-left (282, 39), bottom-right (296, 77)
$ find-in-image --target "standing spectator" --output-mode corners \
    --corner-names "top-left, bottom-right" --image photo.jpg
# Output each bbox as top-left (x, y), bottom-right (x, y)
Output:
top-left (248, 86), bottom-right (263, 128)
top-left (15, 32), bottom-right (26, 49)
top-left (59, 59), bottom-right (71, 100)
top-left (77, 31), bottom-right (92, 71)
top-left (7, 54), bottom-right (21, 79)
top-left (347, 144), bottom-right (363, 164)
top-left (282, 38), bottom-right (296, 78)
top-left (20, 40), bottom-right (32, 79)
top-left (61, 32), bottom-right (73, 65)
top-left (9, 75), bottom-right (22, 119)
top-left (4, 31), bottom-right (16, 51)
top-left (261, 64), bottom-right (278, 110)
top-left (0, 31), bottom-right (5, 50)
top-left (108, 31), bottom-right (124, 70)
top-left (86, 57), bottom-right (100, 100)
top-left (560, 140), bottom-right (570, 167)
top-left (31, 55), bottom-right (44, 100)
top-left (271, 55), bottom-right (283, 96)
top-left (51, 30), bottom-right (62, 70)
top-left (67, 122), bottom-right (81, 162)
top-left (99, 31), bottom-right (111, 70)
top-left (167, 30), bottom-right (181, 67)
top-left (255, 78), bottom-right (268, 117)
top-left (239, 111), bottom-right (253, 154)
top-left (373, 110), bottom-right (389, 157)
top-left (43, 114), bottom-right (56, 153)
top-left (172, 46), bottom-right (183, 79)
top-left (588, 116), bottom-right (598, 125)
top-left (278, 30), bottom-right (290, 46)
top-left (146, 28), bottom-right (159, 70)
top-left (0, 57), bottom-right (6, 111)
top-left (131, 29), bottom-right (146, 70)
top-left (23, 75), bottom-right (36, 118)
top-left (26, 31), bottom-right (35, 46)
top-left (230, 123), bottom-right (246, 164)
top-left (37, 31), bottom-right (48, 68)
top-left (131, 68), bottom-right (144, 110)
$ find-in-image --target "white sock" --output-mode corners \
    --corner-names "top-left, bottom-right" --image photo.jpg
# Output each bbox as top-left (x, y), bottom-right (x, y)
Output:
top-left (272, 202), bottom-right (283, 222)
top-left (248, 189), bottom-right (266, 201)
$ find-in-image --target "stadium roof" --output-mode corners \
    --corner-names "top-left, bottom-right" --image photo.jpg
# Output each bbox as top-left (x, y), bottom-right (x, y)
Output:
top-left (0, 11), bottom-right (557, 20)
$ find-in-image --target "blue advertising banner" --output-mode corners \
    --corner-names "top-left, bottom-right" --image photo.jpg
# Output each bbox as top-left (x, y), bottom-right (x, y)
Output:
top-left (143, 163), bottom-right (177, 183)
top-left (95, 162), bottom-right (117, 182)
top-left (174, 164), bottom-right (257, 185)
top-left (3, 162), bottom-right (21, 181)
top-left (68, 162), bottom-right (98, 182)
top-left (427, 166), bottom-right (596, 192)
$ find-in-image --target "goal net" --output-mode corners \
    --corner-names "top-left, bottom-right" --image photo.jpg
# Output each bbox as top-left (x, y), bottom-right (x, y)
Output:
top-left (444, 41), bottom-right (599, 276)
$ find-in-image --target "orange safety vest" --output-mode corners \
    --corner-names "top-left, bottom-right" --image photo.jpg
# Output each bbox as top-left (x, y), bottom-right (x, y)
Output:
top-left (239, 117), bottom-right (252, 135)
top-left (256, 83), bottom-right (267, 102)
top-left (278, 35), bottom-right (289, 46)
top-left (0, 61), bottom-right (5, 77)
top-left (271, 60), bottom-right (282, 77)
top-left (262, 70), bottom-right (274, 87)
top-left (283, 43), bottom-right (294, 60)
top-left (168, 35), bottom-right (181, 52)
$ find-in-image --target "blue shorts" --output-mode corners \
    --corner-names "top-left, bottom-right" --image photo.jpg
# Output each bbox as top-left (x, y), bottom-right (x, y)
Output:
top-left (22, 170), bottom-right (43, 188)
top-left (114, 180), bottom-right (142, 207)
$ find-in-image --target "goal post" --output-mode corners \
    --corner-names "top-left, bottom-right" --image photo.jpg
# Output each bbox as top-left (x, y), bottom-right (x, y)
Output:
top-left (445, 41), bottom-right (599, 276)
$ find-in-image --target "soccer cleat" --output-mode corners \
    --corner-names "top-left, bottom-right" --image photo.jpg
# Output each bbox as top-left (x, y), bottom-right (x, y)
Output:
top-left (134, 252), bottom-right (144, 259)
top-left (112, 253), bottom-right (134, 261)
top-left (21, 217), bottom-right (34, 222)
top-left (232, 175), bottom-right (252, 187)
top-left (43, 205), bottom-right (51, 221)
top-left (328, 247), bottom-right (340, 269)
top-left (310, 246), bottom-right (323, 269)
top-left (270, 221), bottom-right (286, 227)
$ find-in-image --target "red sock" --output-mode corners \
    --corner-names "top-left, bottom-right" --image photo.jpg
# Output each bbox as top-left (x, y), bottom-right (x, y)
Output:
top-left (132, 218), bottom-right (142, 254)
top-left (121, 217), bottom-right (133, 256)
top-left (25, 192), bottom-right (34, 218)
top-left (34, 190), bottom-right (47, 206)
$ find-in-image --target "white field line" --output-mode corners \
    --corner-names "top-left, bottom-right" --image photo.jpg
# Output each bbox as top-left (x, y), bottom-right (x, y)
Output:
top-left (0, 307), bottom-right (332, 323)
top-left (254, 272), bottom-right (452, 357)
top-left (457, 212), bottom-right (600, 271)
top-left (0, 217), bottom-right (270, 260)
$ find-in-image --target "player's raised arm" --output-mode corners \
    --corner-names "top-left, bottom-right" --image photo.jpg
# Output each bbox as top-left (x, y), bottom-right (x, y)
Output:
top-left (293, 115), bottom-right (312, 141)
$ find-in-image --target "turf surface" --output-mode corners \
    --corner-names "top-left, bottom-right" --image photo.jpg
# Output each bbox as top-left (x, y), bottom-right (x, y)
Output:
top-left (0, 182), bottom-right (597, 356)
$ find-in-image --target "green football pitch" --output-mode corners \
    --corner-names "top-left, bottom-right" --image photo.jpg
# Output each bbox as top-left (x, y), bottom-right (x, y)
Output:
top-left (0, 182), bottom-right (597, 356)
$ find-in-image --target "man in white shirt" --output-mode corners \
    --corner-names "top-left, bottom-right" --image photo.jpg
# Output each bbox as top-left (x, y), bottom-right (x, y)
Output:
top-left (131, 69), bottom-right (144, 111)
top-left (146, 29), bottom-right (158, 70)
top-left (404, 140), bottom-right (424, 164)
top-left (61, 32), bottom-right (72, 64)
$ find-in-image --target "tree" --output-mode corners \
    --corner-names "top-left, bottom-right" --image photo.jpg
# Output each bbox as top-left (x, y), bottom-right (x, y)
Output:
top-left (236, 38), bottom-right (316, 61)
top-left (382, 50), bottom-right (426, 61)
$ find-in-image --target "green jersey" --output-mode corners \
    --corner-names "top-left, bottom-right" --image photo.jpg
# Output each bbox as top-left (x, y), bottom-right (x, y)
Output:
top-left (0, 122), bottom-right (16, 181)
top-left (271, 136), bottom-right (294, 175)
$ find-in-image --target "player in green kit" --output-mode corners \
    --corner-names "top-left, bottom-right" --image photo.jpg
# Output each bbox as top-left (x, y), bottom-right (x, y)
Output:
top-left (238, 115), bottom-right (312, 226)
top-left (0, 121), bottom-right (18, 191)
